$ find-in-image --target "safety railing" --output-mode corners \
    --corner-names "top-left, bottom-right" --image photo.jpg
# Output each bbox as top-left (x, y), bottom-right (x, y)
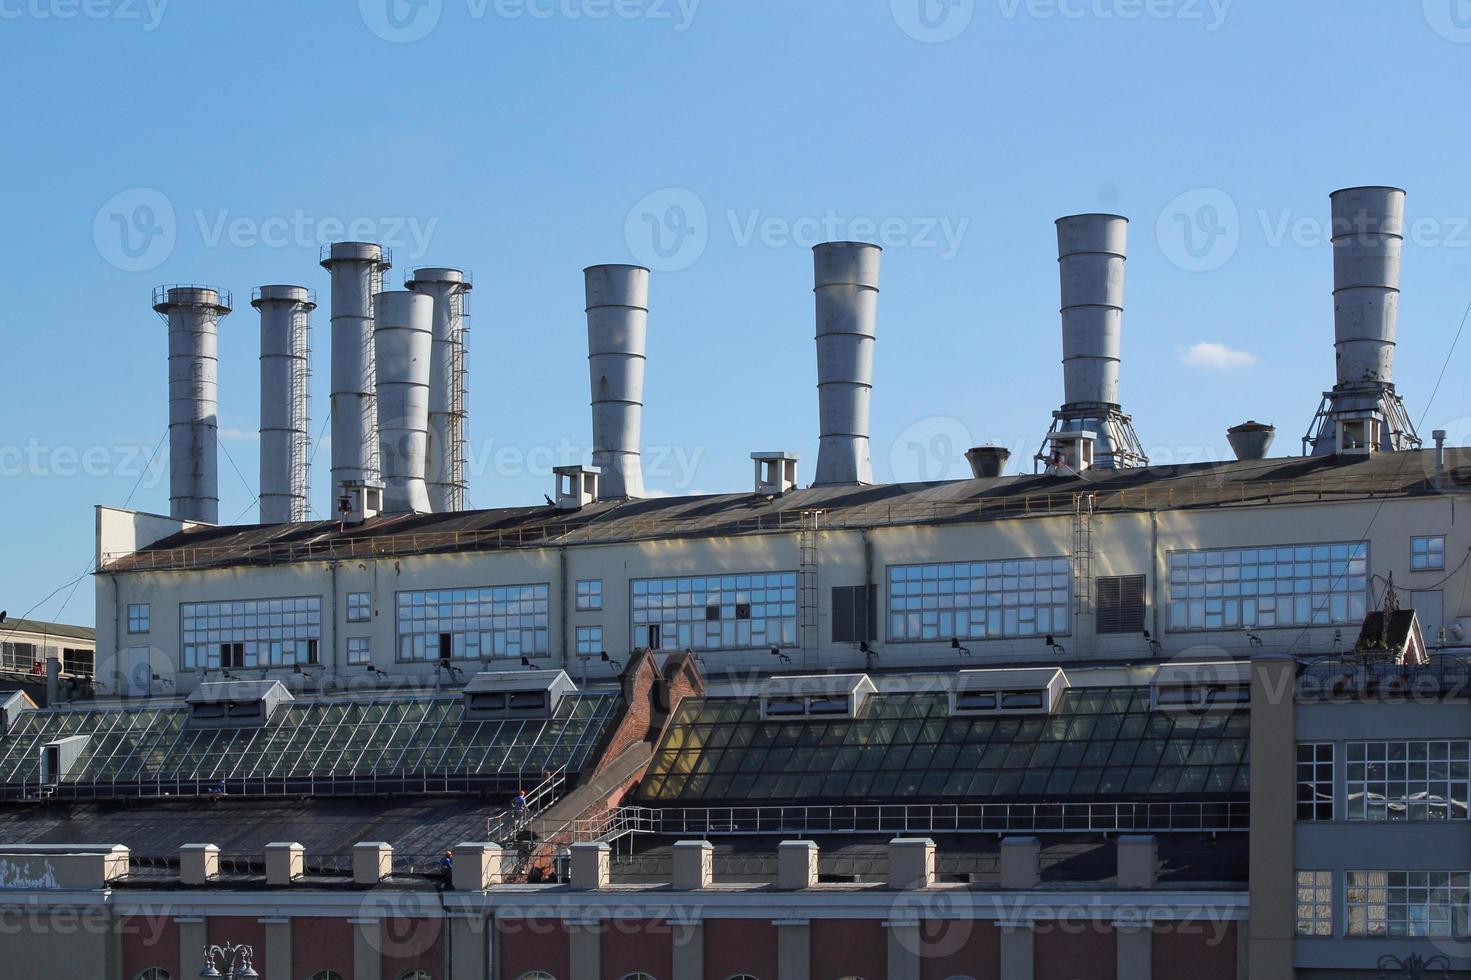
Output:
top-left (0, 769), bottom-right (535, 804)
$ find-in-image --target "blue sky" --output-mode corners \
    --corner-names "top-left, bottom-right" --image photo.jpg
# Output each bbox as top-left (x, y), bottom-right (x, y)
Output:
top-left (4, 0), bottom-right (1471, 627)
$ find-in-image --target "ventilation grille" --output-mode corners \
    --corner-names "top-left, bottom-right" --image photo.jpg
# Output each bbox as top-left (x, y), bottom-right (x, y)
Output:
top-left (831, 585), bottom-right (877, 644)
top-left (1097, 575), bottom-right (1146, 634)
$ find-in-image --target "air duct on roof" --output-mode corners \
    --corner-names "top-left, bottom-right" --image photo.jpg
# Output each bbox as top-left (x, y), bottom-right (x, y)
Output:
top-left (965, 446), bottom-right (1011, 479)
top-left (1303, 187), bottom-right (1420, 456)
top-left (584, 264), bottom-right (647, 500)
top-left (813, 242), bottom-right (881, 486)
top-left (153, 284), bottom-right (232, 524)
top-left (406, 267), bottom-right (473, 512)
top-left (321, 242), bottom-right (392, 506)
top-left (252, 285), bottom-right (315, 524)
top-left (374, 290), bottom-right (433, 514)
top-left (1037, 215), bottom-right (1148, 473)
top-left (1226, 421), bottom-right (1275, 461)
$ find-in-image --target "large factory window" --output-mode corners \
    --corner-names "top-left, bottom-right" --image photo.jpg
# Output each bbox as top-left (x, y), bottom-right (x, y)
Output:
top-left (181, 597), bottom-right (323, 671)
top-left (631, 572), bottom-right (798, 652)
top-left (1345, 870), bottom-right (1471, 937)
top-left (1345, 740), bottom-right (1470, 822)
top-left (1297, 743), bottom-right (1334, 821)
top-left (1095, 575), bottom-right (1146, 634)
top-left (396, 585), bottom-right (551, 662)
top-left (887, 559), bottom-right (1071, 642)
top-left (1166, 542), bottom-right (1368, 632)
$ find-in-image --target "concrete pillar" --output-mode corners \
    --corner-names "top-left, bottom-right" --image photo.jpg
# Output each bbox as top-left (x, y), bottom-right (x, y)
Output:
top-left (1117, 835), bottom-right (1158, 889)
top-left (265, 842), bottom-right (304, 885)
top-left (998, 919), bottom-right (1034, 979)
top-left (888, 838), bottom-right (936, 889)
top-left (452, 842), bottom-right (505, 891)
top-left (179, 844), bottom-right (219, 885)
top-left (352, 917), bottom-right (383, 980)
top-left (672, 921), bottom-right (704, 980)
top-left (775, 919), bottom-right (810, 980)
top-left (1000, 836), bottom-right (1040, 889)
top-left (778, 840), bottom-right (819, 890)
top-left (261, 918), bottom-right (291, 979)
top-left (1115, 915), bottom-right (1152, 979)
top-left (673, 840), bottom-right (714, 890)
top-left (569, 918), bottom-right (601, 980)
top-left (449, 913), bottom-right (489, 980)
top-left (177, 918), bottom-right (206, 978)
top-left (885, 922), bottom-right (921, 980)
top-left (1248, 653), bottom-right (1297, 980)
top-left (354, 841), bottom-right (392, 886)
top-left (571, 842), bottom-right (610, 890)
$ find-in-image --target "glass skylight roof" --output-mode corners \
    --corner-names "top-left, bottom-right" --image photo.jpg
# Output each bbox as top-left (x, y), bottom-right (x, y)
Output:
top-left (0, 693), bottom-right (620, 798)
top-left (638, 687), bottom-right (1248, 805)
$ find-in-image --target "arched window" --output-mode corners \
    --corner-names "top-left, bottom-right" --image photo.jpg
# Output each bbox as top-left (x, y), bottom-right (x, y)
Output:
top-left (518, 973), bottom-right (558, 980)
top-left (726, 975), bottom-right (761, 980)
top-left (310, 973), bottom-right (346, 980)
top-left (620, 974), bottom-right (658, 980)
top-left (398, 972), bottom-right (434, 980)
top-left (134, 971), bottom-right (172, 980)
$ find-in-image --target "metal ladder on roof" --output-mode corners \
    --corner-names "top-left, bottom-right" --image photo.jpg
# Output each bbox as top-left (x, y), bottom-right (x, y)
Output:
top-left (1072, 492), bottom-right (1096, 628)
top-left (798, 511), bottom-right (822, 667)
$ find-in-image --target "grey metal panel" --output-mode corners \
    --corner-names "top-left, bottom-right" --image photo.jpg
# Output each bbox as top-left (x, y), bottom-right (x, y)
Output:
top-left (813, 242), bottom-right (880, 486)
top-left (252, 285), bottom-right (315, 524)
top-left (374, 290), bottom-right (434, 514)
top-left (321, 242), bottom-right (391, 504)
top-left (153, 285), bottom-right (232, 524)
top-left (584, 264), bottom-right (648, 500)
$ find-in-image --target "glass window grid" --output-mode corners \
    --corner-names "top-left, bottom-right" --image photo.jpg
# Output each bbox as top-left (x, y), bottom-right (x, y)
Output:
top-left (180, 597), bottom-right (322, 670)
top-left (1297, 743), bottom-right (1334, 821)
top-left (576, 626), bottom-right (603, 657)
top-left (1296, 870), bottom-right (1334, 936)
top-left (1345, 740), bottom-right (1470, 821)
top-left (347, 637), bottom-right (371, 665)
top-left (1346, 870), bottom-right (1471, 937)
top-left (0, 694), bottom-right (623, 787)
top-left (346, 592), bottom-right (372, 623)
top-left (127, 604), bottom-right (150, 634)
top-left (1413, 536), bottom-right (1447, 571)
top-left (637, 686), bottom-right (1249, 804)
top-left (631, 572), bottom-right (798, 652)
top-left (576, 579), bottom-right (604, 611)
top-left (1167, 543), bottom-right (1368, 632)
top-left (887, 559), bottom-right (1072, 642)
top-left (396, 585), bottom-right (551, 662)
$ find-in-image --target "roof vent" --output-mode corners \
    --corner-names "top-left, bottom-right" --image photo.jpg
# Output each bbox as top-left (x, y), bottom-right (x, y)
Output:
top-left (752, 452), bottom-right (800, 497)
top-left (186, 679), bottom-right (295, 729)
top-left (462, 670), bottom-right (577, 721)
top-left (337, 480), bottom-right (383, 525)
top-left (0, 691), bottom-right (35, 733)
top-left (554, 465), bottom-right (600, 511)
top-left (1150, 661), bottom-right (1250, 713)
top-left (1044, 429), bottom-right (1096, 476)
top-left (39, 734), bottom-right (89, 786)
top-left (965, 446), bottom-right (1011, 479)
top-left (1226, 421), bottom-right (1275, 461)
top-left (949, 667), bottom-right (1069, 716)
top-left (759, 674), bottom-right (876, 720)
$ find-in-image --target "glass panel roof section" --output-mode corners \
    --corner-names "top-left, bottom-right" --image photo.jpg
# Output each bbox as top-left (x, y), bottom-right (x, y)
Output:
top-left (0, 693), bottom-right (621, 795)
top-left (637, 687), bottom-right (1249, 805)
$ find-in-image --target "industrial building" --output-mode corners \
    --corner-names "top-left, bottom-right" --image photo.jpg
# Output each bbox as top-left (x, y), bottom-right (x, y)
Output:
top-left (0, 186), bottom-right (1463, 978)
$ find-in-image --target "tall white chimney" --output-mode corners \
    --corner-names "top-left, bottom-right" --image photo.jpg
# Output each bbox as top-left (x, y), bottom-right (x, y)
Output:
top-left (321, 242), bottom-right (391, 505)
top-left (374, 290), bottom-right (433, 514)
top-left (252, 285), bottom-right (314, 524)
top-left (1304, 186), bottom-right (1420, 455)
top-left (153, 285), bottom-right (231, 524)
top-left (813, 242), bottom-right (880, 486)
top-left (584, 264), bottom-right (647, 500)
top-left (406, 267), bottom-right (473, 512)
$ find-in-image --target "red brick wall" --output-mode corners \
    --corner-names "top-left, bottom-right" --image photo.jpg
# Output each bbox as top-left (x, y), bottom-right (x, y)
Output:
top-left (207, 916), bottom-right (267, 976)
top-left (292, 916), bottom-right (355, 979)
top-left (810, 919), bottom-right (887, 980)
top-left (1152, 921), bottom-right (1238, 980)
top-left (120, 912), bottom-right (178, 979)
top-left (704, 919), bottom-right (779, 980)
top-left (380, 917), bottom-right (445, 978)
top-left (917, 920), bottom-right (1001, 980)
top-left (591, 651), bottom-right (660, 778)
top-left (499, 917), bottom-right (571, 980)
top-left (602, 917), bottom-right (673, 980)
top-left (1034, 921), bottom-right (1116, 980)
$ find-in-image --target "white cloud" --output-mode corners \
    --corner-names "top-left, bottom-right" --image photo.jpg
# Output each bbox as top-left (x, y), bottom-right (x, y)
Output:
top-left (1178, 341), bottom-right (1257, 370)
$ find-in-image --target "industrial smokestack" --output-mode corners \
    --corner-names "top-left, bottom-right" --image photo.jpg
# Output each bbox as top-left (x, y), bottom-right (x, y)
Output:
top-left (1227, 421), bottom-right (1275, 461)
top-left (406, 267), bottom-right (473, 512)
top-left (965, 446), bottom-right (1011, 479)
top-left (321, 242), bottom-right (392, 504)
top-left (584, 264), bottom-right (647, 500)
top-left (373, 290), bottom-right (433, 514)
top-left (1305, 187), bottom-right (1419, 455)
top-left (153, 285), bottom-right (232, 524)
top-left (252, 285), bottom-right (315, 524)
top-left (1038, 215), bottom-right (1147, 472)
top-left (813, 242), bottom-right (881, 486)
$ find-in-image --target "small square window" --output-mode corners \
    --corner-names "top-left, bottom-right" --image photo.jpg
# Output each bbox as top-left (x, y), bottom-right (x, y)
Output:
top-left (346, 592), bottom-right (372, 623)
top-left (127, 604), bottom-right (150, 634)
top-left (576, 625), bottom-right (603, 657)
top-left (346, 637), bottom-right (371, 665)
top-left (576, 579), bottom-right (604, 611)
top-left (1296, 870), bottom-right (1334, 936)
top-left (1412, 536), bottom-right (1447, 571)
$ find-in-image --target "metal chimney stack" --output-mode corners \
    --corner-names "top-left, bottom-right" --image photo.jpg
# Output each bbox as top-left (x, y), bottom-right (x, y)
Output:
top-left (373, 290), bottom-right (433, 514)
top-left (406, 267), bottom-right (473, 512)
top-left (252, 285), bottom-right (314, 524)
top-left (1038, 215), bottom-right (1148, 471)
top-left (1227, 421), bottom-right (1276, 461)
top-left (813, 242), bottom-right (881, 486)
top-left (321, 242), bottom-right (392, 505)
top-left (584, 264), bottom-right (648, 500)
top-left (1303, 187), bottom-right (1420, 454)
top-left (153, 285), bottom-right (232, 524)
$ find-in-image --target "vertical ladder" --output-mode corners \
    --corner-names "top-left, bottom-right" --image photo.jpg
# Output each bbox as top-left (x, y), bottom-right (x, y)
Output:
top-left (448, 283), bottom-right (471, 510)
top-left (798, 510), bottom-right (822, 666)
top-left (1072, 492), bottom-right (1096, 624)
